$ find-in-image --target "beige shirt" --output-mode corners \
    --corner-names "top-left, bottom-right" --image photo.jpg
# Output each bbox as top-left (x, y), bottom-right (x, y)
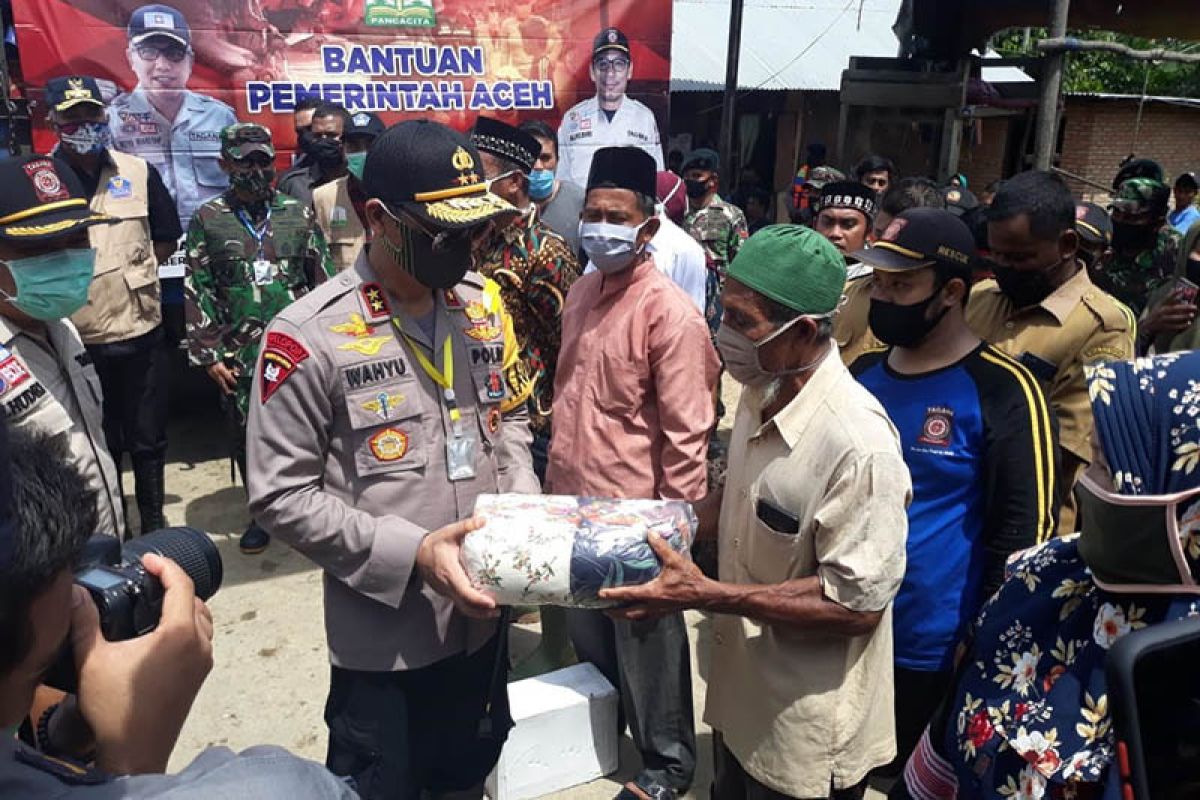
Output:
top-left (0, 316), bottom-right (124, 537)
top-left (247, 253), bottom-right (539, 671)
top-left (705, 347), bottom-right (911, 797)
top-left (312, 176), bottom-right (367, 274)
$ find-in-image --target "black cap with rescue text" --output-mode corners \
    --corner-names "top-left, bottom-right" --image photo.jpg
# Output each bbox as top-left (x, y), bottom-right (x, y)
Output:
top-left (850, 207), bottom-right (975, 274)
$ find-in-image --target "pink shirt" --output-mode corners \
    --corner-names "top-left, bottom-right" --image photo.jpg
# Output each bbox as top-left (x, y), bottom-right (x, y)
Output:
top-left (546, 258), bottom-right (718, 502)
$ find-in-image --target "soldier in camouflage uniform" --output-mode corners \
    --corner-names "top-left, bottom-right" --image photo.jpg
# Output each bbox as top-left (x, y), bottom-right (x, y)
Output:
top-left (680, 149), bottom-right (749, 340)
top-left (185, 123), bottom-right (334, 553)
top-left (1093, 177), bottom-right (1183, 316)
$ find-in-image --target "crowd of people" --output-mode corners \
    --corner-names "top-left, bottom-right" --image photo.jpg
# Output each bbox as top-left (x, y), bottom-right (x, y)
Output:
top-left (1, 12), bottom-right (1200, 800)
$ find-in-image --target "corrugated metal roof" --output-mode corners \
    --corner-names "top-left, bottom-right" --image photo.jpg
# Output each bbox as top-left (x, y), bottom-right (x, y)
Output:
top-left (670, 0), bottom-right (903, 92)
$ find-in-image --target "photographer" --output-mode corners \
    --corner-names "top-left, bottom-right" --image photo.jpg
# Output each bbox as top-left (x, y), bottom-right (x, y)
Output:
top-left (0, 426), bottom-right (357, 797)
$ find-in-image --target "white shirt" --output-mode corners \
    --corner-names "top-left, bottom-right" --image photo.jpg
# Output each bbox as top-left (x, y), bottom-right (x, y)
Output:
top-left (583, 216), bottom-right (706, 314)
top-left (556, 95), bottom-right (665, 189)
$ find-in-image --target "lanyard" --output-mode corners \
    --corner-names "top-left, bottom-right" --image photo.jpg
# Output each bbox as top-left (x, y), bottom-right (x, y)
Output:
top-left (235, 206), bottom-right (271, 256)
top-left (392, 318), bottom-right (462, 427)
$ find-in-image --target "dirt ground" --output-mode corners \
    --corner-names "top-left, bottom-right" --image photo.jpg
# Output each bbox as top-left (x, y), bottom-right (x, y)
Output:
top-left (151, 368), bottom-right (885, 798)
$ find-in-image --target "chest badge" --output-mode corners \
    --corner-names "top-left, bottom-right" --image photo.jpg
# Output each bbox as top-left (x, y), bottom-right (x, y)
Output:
top-left (362, 391), bottom-right (406, 420)
top-left (330, 312), bottom-right (377, 338)
top-left (368, 427), bottom-right (410, 461)
top-left (462, 299), bottom-right (501, 341)
top-left (917, 406), bottom-right (954, 447)
top-left (107, 175), bottom-right (133, 199)
top-left (338, 336), bottom-right (392, 356)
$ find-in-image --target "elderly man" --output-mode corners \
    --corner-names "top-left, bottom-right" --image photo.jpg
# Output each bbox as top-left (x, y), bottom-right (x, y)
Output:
top-left (547, 146), bottom-right (718, 800)
top-left (604, 224), bottom-right (911, 800)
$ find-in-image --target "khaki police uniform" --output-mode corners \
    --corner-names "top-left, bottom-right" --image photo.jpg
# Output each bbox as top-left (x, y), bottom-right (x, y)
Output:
top-left (312, 176), bottom-right (367, 273)
top-left (966, 266), bottom-right (1135, 533)
top-left (0, 315), bottom-right (124, 537)
top-left (833, 275), bottom-right (881, 366)
top-left (247, 251), bottom-right (538, 669)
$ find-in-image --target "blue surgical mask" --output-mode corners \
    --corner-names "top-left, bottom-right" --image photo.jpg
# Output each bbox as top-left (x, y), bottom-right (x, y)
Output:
top-left (58, 121), bottom-right (112, 156)
top-left (580, 221), bottom-right (645, 274)
top-left (528, 169), bottom-right (555, 201)
top-left (1, 249), bottom-right (96, 320)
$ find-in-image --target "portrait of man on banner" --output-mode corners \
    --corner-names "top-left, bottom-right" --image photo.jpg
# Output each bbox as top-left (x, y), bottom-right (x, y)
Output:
top-left (555, 26), bottom-right (665, 190)
top-left (108, 3), bottom-right (238, 230)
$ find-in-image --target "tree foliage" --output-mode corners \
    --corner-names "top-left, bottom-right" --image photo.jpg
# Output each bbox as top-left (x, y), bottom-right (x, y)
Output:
top-left (994, 29), bottom-right (1200, 97)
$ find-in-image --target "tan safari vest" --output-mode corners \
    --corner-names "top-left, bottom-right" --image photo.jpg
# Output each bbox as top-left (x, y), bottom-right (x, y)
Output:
top-left (313, 177), bottom-right (366, 273)
top-left (71, 149), bottom-right (161, 344)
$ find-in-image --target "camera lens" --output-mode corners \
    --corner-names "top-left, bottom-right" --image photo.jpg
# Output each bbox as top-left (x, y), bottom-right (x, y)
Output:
top-left (121, 526), bottom-right (223, 600)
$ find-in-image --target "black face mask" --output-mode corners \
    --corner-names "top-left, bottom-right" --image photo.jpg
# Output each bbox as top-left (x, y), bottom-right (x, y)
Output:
top-left (868, 288), bottom-right (949, 348)
top-left (377, 211), bottom-right (472, 290)
top-left (297, 128), bottom-right (317, 155)
top-left (993, 262), bottom-right (1059, 309)
top-left (684, 178), bottom-right (710, 199)
top-left (311, 137), bottom-right (345, 168)
top-left (1111, 220), bottom-right (1157, 252)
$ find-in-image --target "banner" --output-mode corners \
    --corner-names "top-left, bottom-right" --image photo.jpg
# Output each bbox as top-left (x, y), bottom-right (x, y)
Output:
top-left (13, 0), bottom-right (671, 226)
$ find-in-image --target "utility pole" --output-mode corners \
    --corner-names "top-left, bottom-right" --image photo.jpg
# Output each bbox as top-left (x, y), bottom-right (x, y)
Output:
top-left (1033, 0), bottom-right (1071, 170)
top-left (718, 0), bottom-right (745, 181)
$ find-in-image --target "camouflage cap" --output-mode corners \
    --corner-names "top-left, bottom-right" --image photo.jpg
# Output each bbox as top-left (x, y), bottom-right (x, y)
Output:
top-left (220, 123), bottom-right (275, 160)
top-left (1112, 177), bottom-right (1170, 218)
top-left (805, 165), bottom-right (846, 190)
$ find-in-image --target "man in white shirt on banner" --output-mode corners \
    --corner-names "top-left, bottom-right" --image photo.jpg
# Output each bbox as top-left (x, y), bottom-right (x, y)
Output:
top-left (556, 27), bottom-right (664, 190)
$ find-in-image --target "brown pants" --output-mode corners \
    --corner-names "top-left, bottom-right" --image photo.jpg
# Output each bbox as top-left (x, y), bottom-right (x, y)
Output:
top-left (711, 732), bottom-right (868, 800)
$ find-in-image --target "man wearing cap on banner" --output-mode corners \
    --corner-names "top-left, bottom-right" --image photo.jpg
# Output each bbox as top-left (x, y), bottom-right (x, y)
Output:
top-left (849, 208), bottom-right (1058, 774)
top-left (46, 75), bottom-right (182, 536)
top-left (555, 27), bottom-right (665, 191)
top-left (186, 123), bottom-right (334, 555)
top-left (109, 4), bottom-right (237, 233)
top-left (0, 154), bottom-right (124, 538)
top-left (1094, 177), bottom-right (1183, 317)
top-left (812, 181), bottom-right (877, 280)
top-left (247, 120), bottom-right (539, 800)
top-left (313, 110), bottom-right (384, 272)
top-left (471, 116), bottom-right (579, 481)
top-left (547, 146), bottom-right (717, 800)
top-left (600, 224), bottom-right (910, 800)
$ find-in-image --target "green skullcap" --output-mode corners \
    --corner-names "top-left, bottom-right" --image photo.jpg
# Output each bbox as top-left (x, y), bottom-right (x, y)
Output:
top-left (727, 224), bottom-right (846, 314)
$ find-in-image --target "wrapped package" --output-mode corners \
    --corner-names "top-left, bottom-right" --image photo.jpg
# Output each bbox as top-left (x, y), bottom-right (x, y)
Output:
top-left (461, 494), bottom-right (697, 608)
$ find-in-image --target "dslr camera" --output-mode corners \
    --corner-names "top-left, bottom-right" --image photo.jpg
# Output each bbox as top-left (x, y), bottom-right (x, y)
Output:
top-left (45, 527), bottom-right (223, 692)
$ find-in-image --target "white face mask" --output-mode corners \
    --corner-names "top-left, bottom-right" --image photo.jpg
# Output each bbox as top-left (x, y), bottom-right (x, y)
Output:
top-left (579, 220), bottom-right (645, 274)
top-left (716, 316), bottom-right (829, 387)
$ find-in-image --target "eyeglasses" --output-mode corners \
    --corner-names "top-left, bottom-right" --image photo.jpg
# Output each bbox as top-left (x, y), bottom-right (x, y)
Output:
top-left (593, 57), bottom-right (630, 74)
top-left (134, 44), bottom-right (190, 63)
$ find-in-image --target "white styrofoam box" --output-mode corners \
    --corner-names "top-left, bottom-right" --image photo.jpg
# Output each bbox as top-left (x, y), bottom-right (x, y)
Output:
top-left (486, 662), bottom-right (619, 800)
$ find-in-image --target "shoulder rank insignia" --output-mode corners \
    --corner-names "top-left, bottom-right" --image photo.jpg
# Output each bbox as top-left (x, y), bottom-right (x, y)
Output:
top-left (330, 312), bottom-right (376, 338)
top-left (362, 391), bottom-right (406, 420)
top-left (368, 427), bottom-right (410, 461)
top-left (360, 282), bottom-right (391, 322)
top-left (260, 331), bottom-right (310, 403)
top-left (338, 336), bottom-right (393, 356)
top-left (443, 289), bottom-right (464, 308)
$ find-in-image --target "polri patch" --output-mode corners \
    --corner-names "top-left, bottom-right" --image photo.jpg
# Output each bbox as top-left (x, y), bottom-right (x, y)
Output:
top-left (107, 176), bottom-right (133, 199)
top-left (0, 355), bottom-right (31, 396)
top-left (259, 331), bottom-right (310, 403)
top-left (917, 406), bottom-right (953, 447)
top-left (368, 427), bottom-right (410, 462)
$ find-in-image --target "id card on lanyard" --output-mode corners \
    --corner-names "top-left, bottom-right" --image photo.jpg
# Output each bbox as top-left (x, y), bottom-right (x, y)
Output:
top-left (393, 317), bottom-right (478, 481)
top-left (236, 206), bottom-right (275, 300)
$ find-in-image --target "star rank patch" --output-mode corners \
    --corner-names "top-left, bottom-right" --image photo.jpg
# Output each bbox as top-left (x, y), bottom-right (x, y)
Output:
top-left (360, 282), bottom-right (391, 321)
top-left (917, 406), bottom-right (954, 447)
top-left (259, 331), bottom-right (310, 403)
top-left (368, 427), bottom-right (409, 461)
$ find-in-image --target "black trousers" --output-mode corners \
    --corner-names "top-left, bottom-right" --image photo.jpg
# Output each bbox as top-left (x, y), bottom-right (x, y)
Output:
top-left (878, 666), bottom-right (953, 779)
top-left (87, 325), bottom-right (169, 465)
top-left (324, 632), bottom-right (513, 800)
top-left (712, 733), bottom-right (868, 800)
top-left (564, 608), bottom-right (696, 792)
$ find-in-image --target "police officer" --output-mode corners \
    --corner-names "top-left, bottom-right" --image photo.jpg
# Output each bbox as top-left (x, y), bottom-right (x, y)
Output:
top-left (312, 110), bottom-right (384, 272)
top-left (246, 120), bottom-right (539, 800)
top-left (109, 4), bottom-right (238, 233)
top-left (185, 123), bottom-right (334, 554)
top-left (555, 27), bottom-right (665, 190)
top-left (0, 154), bottom-right (124, 537)
top-left (968, 171), bottom-right (1135, 534)
top-left (46, 75), bottom-right (182, 535)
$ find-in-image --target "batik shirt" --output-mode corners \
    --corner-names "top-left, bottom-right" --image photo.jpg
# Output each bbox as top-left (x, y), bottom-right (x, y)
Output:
top-left (185, 190), bottom-right (335, 418)
top-left (1093, 225), bottom-right (1182, 316)
top-left (683, 197), bottom-right (749, 337)
top-left (476, 208), bottom-right (579, 434)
